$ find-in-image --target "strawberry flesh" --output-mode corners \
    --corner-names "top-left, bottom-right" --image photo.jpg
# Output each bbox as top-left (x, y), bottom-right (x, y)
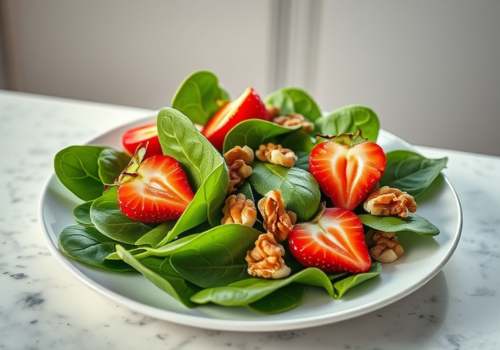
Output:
top-left (118, 155), bottom-right (194, 223)
top-left (288, 208), bottom-right (371, 273)
top-left (202, 87), bottom-right (269, 150)
top-left (122, 123), bottom-right (162, 158)
top-left (309, 140), bottom-right (386, 210)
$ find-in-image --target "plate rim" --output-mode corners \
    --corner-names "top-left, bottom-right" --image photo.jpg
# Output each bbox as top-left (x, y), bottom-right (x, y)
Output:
top-left (39, 116), bottom-right (463, 332)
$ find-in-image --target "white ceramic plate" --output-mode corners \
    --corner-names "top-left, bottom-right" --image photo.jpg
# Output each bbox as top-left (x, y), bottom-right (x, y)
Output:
top-left (40, 117), bottom-right (462, 332)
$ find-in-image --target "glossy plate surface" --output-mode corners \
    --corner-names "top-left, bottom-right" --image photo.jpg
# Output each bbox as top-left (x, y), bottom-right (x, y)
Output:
top-left (40, 117), bottom-right (462, 331)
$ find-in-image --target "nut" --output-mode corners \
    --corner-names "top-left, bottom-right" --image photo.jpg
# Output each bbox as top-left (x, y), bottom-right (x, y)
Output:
top-left (224, 145), bottom-right (254, 165)
top-left (221, 193), bottom-right (257, 227)
top-left (257, 190), bottom-right (297, 241)
top-left (246, 232), bottom-right (291, 279)
top-left (266, 105), bottom-right (280, 119)
top-left (255, 143), bottom-right (297, 168)
top-left (370, 231), bottom-right (404, 263)
top-left (363, 186), bottom-right (417, 218)
top-left (273, 114), bottom-right (314, 133)
top-left (224, 146), bottom-right (254, 193)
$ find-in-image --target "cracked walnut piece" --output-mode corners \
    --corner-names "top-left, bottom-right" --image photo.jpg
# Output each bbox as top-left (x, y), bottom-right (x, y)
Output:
top-left (363, 186), bottom-right (417, 218)
top-left (255, 143), bottom-right (297, 168)
top-left (266, 105), bottom-right (280, 119)
top-left (246, 232), bottom-right (291, 279)
top-left (224, 146), bottom-right (254, 193)
top-left (370, 231), bottom-right (404, 263)
top-left (258, 190), bottom-right (297, 241)
top-left (221, 193), bottom-right (257, 227)
top-left (273, 114), bottom-right (314, 133)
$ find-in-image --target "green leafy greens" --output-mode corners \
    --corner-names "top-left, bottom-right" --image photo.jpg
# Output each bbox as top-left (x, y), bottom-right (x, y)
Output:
top-left (171, 70), bottom-right (229, 125)
top-left (116, 246), bottom-right (199, 307)
top-left (90, 187), bottom-right (152, 244)
top-left (59, 225), bottom-right (133, 272)
top-left (97, 148), bottom-right (130, 184)
top-left (223, 119), bottom-right (299, 152)
top-left (266, 88), bottom-right (321, 122)
top-left (191, 267), bottom-right (333, 306)
top-left (315, 105), bottom-right (380, 141)
top-left (250, 162), bottom-right (321, 221)
top-left (381, 150), bottom-right (448, 197)
top-left (156, 108), bottom-right (229, 244)
top-left (359, 214), bottom-right (440, 236)
top-left (54, 145), bottom-right (106, 200)
top-left (169, 224), bottom-right (261, 288)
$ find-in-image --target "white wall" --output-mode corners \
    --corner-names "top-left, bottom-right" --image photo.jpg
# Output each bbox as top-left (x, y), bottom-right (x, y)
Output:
top-left (309, 0), bottom-right (500, 155)
top-left (2, 0), bottom-right (274, 108)
top-left (2, 0), bottom-right (500, 155)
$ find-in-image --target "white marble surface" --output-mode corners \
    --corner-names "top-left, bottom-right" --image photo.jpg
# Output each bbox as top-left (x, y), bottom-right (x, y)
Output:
top-left (1, 90), bottom-right (499, 350)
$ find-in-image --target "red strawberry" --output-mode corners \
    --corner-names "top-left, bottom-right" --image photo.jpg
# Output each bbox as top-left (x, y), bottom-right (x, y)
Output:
top-left (202, 87), bottom-right (269, 150)
top-left (288, 207), bottom-right (371, 273)
top-left (122, 123), bottom-right (162, 158)
top-left (309, 137), bottom-right (386, 210)
top-left (118, 154), bottom-right (194, 223)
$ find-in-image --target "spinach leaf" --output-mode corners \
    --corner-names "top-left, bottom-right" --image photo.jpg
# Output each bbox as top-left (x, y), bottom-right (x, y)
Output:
top-left (279, 130), bottom-right (315, 171)
top-left (171, 70), bottom-right (229, 125)
top-left (328, 272), bottom-right (349, 281)
top-left (97, 148), bottom-right (130, 184)
top-left (106, 233), bottom-right (200, 260)
top-left (333, 263), bottom-right (381, 299)
top-left (73, 201), bottom-right (93, 226)
top-left (222, 119), bottom-right (299, 152)
top-left (239, 181), bottom-right (255, 202)
top-left (58, 225), bottom-right (133, 272)
top-left (116, 246), bottom-right (198, 307)
top-left (54, 145), bottom-right (105, 200)
top-left (156, 108), bottom-right (228, 242)
top-left (381, 150), bottom-right (448, 197)
top-left (157, 107), bottom-right (226, 188)
top-left (169, 224), bottom-right (261, 288)
top-left (359, 214), bottom-right (440, 236)
top-left (248, 284), bottom-right (304, 314)
top-left (90, 187), bottom-right (152, 244)
top-left (157, 163), bottom-right (228, 246)
top-left (249, 162), bottom-right (321, 221)
top-left (315, 105), bottom-right (380, 141)
top-left (266, 88), bottom-right (321, 121)
top-left (191, 267), bottom-right (333, 306)
top-left (134, 222), bottom-right (175, 247)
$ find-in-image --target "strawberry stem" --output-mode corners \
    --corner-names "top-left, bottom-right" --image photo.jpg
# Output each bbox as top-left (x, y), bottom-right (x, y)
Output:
top-left (316, 129), bottom-right (367, 147)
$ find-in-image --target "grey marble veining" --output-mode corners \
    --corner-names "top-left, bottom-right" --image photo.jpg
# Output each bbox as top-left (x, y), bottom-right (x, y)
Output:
top-left (1, 90), bottom-right (499, 350)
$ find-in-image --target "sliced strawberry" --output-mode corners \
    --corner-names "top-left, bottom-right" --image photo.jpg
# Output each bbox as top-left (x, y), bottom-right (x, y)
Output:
top-left (202, 87), bottom-right (269, 150)
top-left (288, 208), bottom-right (371, 273)
top-left (309, 138), bottom-right (386, 210)
top-left (122, 123), bottom-right (162, 158)
top-left (118, 155), bottom-right (194, 223)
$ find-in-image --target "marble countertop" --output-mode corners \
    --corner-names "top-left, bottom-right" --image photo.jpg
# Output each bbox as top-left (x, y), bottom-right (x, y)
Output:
top-left (1, 91), bottom-right (499, 350)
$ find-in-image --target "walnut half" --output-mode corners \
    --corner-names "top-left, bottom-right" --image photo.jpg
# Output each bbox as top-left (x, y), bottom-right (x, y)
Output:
top-left (273, 113), bottom-right (314, 133)
top-left (224, 146), bottom-right (254, 193)
top-left (255, 143), bottom-right (297, 168)
top-left (370, 231), bottom-right (404, 263)
top-left (246, 232), bottom-right (291, 279)
top-left (363, 186), bottom-right (417, 218)
top-left (257, 190), bottom-right (297, 242)
top-left (221, 193), bottom-right (257, 227)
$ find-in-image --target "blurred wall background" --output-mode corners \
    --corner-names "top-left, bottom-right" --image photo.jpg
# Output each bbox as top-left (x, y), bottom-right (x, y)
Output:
top-left (1, 0), bottom-right (499, 155)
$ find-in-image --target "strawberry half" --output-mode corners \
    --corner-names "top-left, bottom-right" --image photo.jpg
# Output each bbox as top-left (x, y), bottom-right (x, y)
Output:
top-left (309, 136), bottom-right (386, 210)
top-left (118, 151), bottom-right (194, 223)
top-left (288, 207), bottom-right (371, 273)
top-left (122, 123), bottom-right (162, 158)
top-left (202, 87), bottom-right (269, 150)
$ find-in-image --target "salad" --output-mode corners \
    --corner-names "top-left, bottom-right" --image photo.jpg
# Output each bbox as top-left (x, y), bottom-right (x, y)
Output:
top-left (53, 70), bottom-right (447, 314)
